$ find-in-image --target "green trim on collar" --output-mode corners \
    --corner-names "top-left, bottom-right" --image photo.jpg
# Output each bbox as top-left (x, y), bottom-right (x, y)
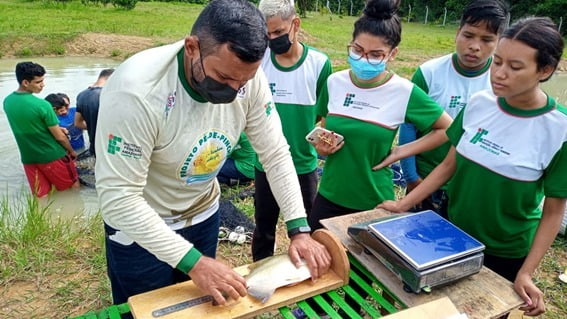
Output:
top-left (176, 247), bottom-right (203, 273)
top-left (285, 217), bottom-right (309, 230)
top-left (270, 42), bottom-right (308, 72)
top-left (349, 70), bottom-right (394, 88)
top-left (177, 49), bottom-right (207, 103)
top-left (452, 53), bottom-right (492, 78)
top-left (498, 95), bottom-right (556, 117)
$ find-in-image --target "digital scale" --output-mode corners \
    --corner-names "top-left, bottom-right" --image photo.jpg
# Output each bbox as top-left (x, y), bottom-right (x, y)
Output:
top-left (348, 210), bottom-right (485, 293)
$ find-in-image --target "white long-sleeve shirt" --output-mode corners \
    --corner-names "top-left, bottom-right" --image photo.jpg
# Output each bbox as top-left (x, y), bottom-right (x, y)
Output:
top-left (95, 40), bottom-right (305, 270)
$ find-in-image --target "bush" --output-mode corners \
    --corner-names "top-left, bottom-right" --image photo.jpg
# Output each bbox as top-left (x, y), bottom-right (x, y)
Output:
top-left (112, 0), bottom-right (137, 10)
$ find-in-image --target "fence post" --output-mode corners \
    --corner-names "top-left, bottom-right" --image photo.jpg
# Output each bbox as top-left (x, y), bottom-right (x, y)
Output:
top-left (338, 0), bottom-right (341, 14)
top-left (350, 0), bottom-right (353, 16)
top-left (408, 4), bottom-right (412, 22)
top-left (559, 17), bottom-right (563, 33)
top-left (425, 6), bottom-right (429, 24)
top-left (442, 7), bottom-right (447, 26)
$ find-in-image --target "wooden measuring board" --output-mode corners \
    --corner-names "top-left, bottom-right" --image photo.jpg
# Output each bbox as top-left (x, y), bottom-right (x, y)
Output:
top-left (128, 229), bottom-right (349, 319)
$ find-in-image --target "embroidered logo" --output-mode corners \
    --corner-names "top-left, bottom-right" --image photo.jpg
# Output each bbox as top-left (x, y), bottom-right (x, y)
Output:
top-left (448, 95), bottom-right (461, 109)
top-left (107, 134), bottom-right (142, 159)
top-left (469, 128), bottom-right (488, 144)
top-left (269, 83), bottom-right (276, 95)
top-left (107, 134), bottom-right (122, 154)
top-left (343, 93), bottom-right (355, 107)
top-left (164, 91), bottom-right (176, 118)
top-left (264, 101), bottom-right (274, 116)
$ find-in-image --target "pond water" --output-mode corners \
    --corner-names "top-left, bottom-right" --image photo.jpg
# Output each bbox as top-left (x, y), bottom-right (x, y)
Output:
top-left (0, 57), bottom-right (120, 217)
top-left (0, 57), bottom-right (566, 218)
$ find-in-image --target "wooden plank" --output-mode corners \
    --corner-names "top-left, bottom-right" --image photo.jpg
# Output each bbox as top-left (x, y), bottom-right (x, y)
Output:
top-left (129, 229), bottom-right (349, 319)
top-left (320, 209), bottom-right (524, 319)
top-left (382, 297), bottom-right (460, 319)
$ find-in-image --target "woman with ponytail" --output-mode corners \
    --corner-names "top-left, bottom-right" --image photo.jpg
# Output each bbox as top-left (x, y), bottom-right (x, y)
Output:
top-left (309, 0), bottom-right (452, 230)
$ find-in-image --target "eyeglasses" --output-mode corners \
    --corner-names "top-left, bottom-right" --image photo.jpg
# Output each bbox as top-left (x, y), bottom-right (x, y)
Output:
top-left (347, 44), bottom-right (389, 65)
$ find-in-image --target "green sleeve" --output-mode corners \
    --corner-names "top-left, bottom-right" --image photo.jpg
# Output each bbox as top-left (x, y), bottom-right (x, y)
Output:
top-left (544, 141), bottom-right (567, 198)
top-left (176, 247), bottom-right (203, 274)
top-left (317, 80), bottom-right (330, 118)
top-left (405, 85), bottom-right (443, 132)
top-left (43, 100), bottom-right (60, 127)
top-left (315, 58), bottom-right (333, 112)
top-left (446, 109), bottom-right (465, 146)
top-left (411, 67), bottom-right (429, 94)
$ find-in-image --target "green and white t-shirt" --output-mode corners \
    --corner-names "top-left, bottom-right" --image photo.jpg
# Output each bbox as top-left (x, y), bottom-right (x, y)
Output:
top-left (317, 70), bottom-right (443, 210)
top-left (256, 43), bottom-right (332, 174)
top-left (447, 90), bottom-right (567, 258)
top-left (411, 53), bottom-right (492, 180)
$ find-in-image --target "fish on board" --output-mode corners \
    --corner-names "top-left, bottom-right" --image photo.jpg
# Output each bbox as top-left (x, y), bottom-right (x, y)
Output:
top-left (246, 254), bottom-right (311, 303)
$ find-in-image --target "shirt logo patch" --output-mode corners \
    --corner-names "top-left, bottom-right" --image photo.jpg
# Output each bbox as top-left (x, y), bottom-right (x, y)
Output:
top-left (269, 83), bottom-right (276, 95)
top-left (343, 93), bottom-right (355, 107)
top-left (164, 91), bottom-right (176, 118)
top-left (469, 128), bottom-right (511, 156)
top-left (107, 134), bottom-right (142, 159)
top-left (448, 95), bottom-right (464, 109)
top-left (264, 101), bottom-right (274, 116)
top-left (179, 130), bottom-right (233, 184)
top-left (469, 128), bottom-right (488, 144)
top-left (237, 86), bottom-right (247, 99)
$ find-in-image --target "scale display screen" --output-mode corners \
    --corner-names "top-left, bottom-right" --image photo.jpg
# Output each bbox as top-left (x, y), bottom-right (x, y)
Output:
top-left (368, 210), bottom-right (485, 270)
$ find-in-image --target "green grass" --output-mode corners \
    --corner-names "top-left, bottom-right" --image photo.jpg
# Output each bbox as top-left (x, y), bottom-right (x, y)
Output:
top-left (0, 194), bottom-right (110, 318)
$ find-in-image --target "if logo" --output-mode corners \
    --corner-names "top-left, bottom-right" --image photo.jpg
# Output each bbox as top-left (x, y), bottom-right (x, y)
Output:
top-left (107, 134), bottom-right (122, 154)
top-left (470, 128), bottom-right (488, 144)
top-left (343, 93), bottom-right (355, 107)
top-left (264, 101), bottom-right (274, 116)
top-left (269, 83), bottom-right (276, 95)
top-left (448, 96), bottom-right (461, 108)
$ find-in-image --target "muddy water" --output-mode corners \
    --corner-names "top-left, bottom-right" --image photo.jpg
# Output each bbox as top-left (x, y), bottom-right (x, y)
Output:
top-left (0, 57), bottom-right (119, 217)
top-left (0, 57), bottom-right (566, 218)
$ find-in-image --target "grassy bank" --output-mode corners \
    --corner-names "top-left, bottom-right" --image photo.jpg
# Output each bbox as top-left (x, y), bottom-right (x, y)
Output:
top-left (0, 0), bottom-right (459, 76)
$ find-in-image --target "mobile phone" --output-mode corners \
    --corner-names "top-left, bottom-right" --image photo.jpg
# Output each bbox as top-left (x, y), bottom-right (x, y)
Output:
top-left (305, 127), bottom-right (344, 146)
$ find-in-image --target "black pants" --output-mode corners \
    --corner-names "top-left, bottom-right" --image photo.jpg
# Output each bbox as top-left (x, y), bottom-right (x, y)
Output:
top-left (251, 169), bottom-right (318, 261)
top-left (308, 193), bottom-right (360, 231)
top-left (483, 253), bottom-right (526, 282)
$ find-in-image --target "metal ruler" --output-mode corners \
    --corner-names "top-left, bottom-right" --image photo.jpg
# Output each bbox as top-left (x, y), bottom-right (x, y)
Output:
top-left (152, 295), bottom-right (213, 317)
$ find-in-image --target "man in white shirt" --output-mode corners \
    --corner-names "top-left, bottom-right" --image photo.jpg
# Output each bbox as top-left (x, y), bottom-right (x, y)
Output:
top-left (95, 0), bottom-right (330, 308)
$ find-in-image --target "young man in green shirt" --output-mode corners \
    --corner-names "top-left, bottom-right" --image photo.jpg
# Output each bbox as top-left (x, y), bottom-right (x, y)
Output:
top-left (3, 62), bottom-right (79, 197)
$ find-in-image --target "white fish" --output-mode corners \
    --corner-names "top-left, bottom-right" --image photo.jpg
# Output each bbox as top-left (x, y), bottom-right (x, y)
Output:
top-left (246, 254), bottom-right (311, 303)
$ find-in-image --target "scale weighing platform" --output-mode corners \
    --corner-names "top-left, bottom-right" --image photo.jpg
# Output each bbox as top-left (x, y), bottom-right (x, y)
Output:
top-left (348, 210), bottom-right (485, 293)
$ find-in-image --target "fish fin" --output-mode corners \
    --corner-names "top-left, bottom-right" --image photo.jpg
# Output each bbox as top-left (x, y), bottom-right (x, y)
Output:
top-left (248, 286), bottom-right (276, 304)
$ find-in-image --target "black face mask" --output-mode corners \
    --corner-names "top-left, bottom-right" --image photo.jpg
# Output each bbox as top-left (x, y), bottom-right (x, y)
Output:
top-left (269, 33), bottom-right (292, 55)
top-left (189, 57), bottom-right (238, 104)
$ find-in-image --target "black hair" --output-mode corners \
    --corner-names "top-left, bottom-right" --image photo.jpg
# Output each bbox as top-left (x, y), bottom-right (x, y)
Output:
top-left (460, 0), bottom-right (509, 35)
top-left (99, 68), bottom-right (114, 78)
top-left (56, 92), bottom-right (70, 104)
top-left (353, 0), bottom-right (401, 48)
top-left (191, 0), bottom-right (268, 63)
top-left (15, 61), bottom-right (46, 85)
top-left (501, 17), bottom-right (564, 82)
top-left (45, 93), bottom-right (66, 109)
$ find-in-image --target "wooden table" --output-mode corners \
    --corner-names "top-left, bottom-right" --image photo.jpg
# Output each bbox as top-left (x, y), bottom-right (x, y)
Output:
top-left (321, 209), bottom-right (524, 319)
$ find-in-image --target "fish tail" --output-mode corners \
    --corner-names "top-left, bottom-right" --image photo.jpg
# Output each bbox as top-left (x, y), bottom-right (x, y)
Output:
top-left (248, 286), bottom-right (276, 304)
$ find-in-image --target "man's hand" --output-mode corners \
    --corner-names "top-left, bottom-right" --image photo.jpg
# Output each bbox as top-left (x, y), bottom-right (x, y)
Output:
top-left (515, 272), bottom-right (545, 316)
top-left (288, 233), bottom-right (331, 281)
top-left (188, 256), bottom-right (247, 306)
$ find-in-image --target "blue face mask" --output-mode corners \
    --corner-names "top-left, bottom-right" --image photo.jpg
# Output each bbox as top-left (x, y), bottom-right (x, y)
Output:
top-left (348, 56), bottom-right (387, 81)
